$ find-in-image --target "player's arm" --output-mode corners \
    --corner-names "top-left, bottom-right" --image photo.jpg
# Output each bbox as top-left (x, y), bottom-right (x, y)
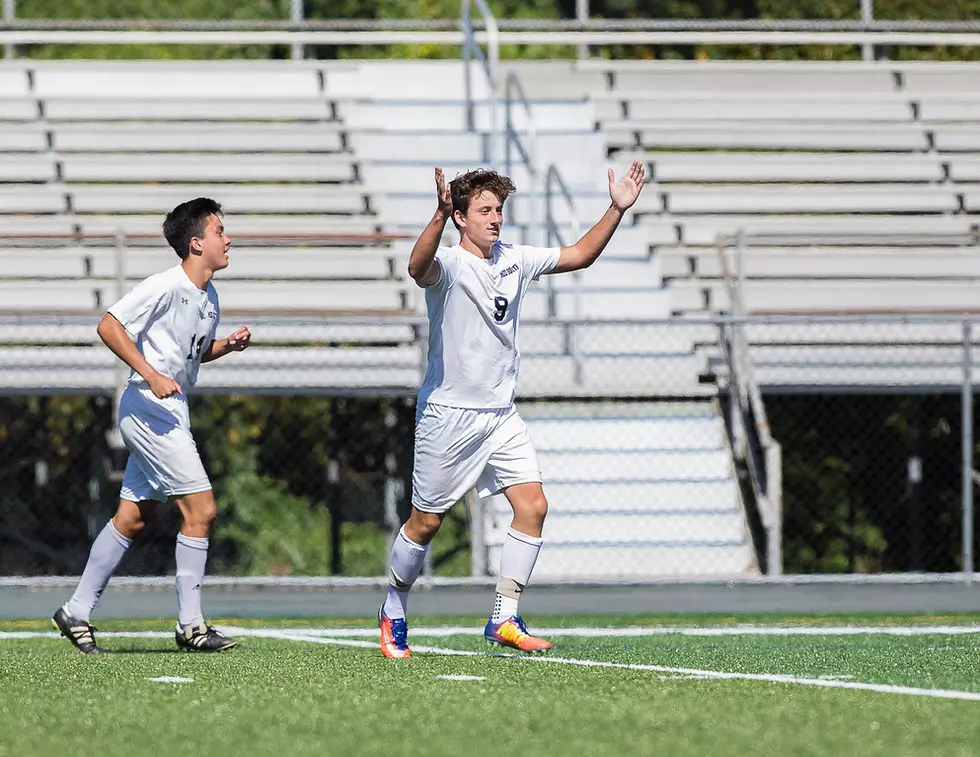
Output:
top-left (201, 327), bottom-right (251, 363)
top-left (97, 312), bottom-right (181, 398)
top-left (407, 167), bottom-right (454, 287)
top-left (550, 160), bottom-right (647, 275)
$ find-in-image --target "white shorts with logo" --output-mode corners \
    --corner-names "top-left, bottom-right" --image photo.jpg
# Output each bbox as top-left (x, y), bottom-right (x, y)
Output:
top-left (117, 386), bottom-right (211, 503)
top-left (412, 403), bottom-right (541, 514)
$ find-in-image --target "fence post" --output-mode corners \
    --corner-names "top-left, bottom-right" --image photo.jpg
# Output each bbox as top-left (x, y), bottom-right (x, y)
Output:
top-left (112, 230), bottom-right (128, 425)
top-left (465, 489), bottom-right (487, 576)
top-left (3, 0), bottom-right (13, 61)
top-left (766, 442), bottom-right (783, 576)
top-left (963, 320), bottom-right (974, 582)
top-left (576, 0), bottom-right (589, 61)
top-left (861, 0), bottom-right (874, 62)
top-left (290, 0), bottom-right (304, 60)
top-left (735, 228), bottom-right (746, 302)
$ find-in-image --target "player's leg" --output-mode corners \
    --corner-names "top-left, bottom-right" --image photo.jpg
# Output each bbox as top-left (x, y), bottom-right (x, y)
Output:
top-left (52, 456), bottom-right (159, 654)
top-left (171, 489), bottom-right (235, 652)
top-left (379, 507), bottom-right (444, 658)
top-left (483, 482), bottom-right (552, 652)
top-left (379, 403), bottom-right (493, 658)
top-left (385, 506), bottom-right (445, 620)
top-left (478, 409), bottom-right (552, 652)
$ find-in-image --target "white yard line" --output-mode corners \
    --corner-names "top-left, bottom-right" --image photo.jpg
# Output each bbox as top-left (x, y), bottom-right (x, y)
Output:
top-left (220, 624), bottom-right (980, 638)
top-left (7, 624), bottom-right (980, 703)
top-left (0, 630), bottom-right (173, 639)
top-left (239, 627), bottom-right (980, 703)
top-left (6, 623), bottom-right (980, 641)
top-left (437, 675), bottom-right (486, 681)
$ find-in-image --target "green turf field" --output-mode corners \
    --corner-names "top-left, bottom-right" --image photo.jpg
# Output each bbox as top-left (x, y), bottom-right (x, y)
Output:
top-left (2, 614), bottom-right (979, 757)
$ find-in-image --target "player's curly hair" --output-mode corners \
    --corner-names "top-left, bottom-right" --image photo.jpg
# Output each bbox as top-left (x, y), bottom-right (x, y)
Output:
top-left (163, 197), bottom-right (223, 259)
top-left (449, 169), bottom-right (516, 231)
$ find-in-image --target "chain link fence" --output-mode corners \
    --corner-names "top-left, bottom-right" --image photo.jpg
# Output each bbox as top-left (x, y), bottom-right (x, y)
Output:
top-left (1, 314), bottom-right (977, 580)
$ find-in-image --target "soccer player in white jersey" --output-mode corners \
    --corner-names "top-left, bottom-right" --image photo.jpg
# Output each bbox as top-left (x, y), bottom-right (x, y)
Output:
top-left (378, 162), bottom-right (646, 658)
top-left (52, 197), bottom-right (251, 654)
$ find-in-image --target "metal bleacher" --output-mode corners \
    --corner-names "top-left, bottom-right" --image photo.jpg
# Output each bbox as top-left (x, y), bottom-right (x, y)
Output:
top-left (7, 57), bottom-right (980, 577)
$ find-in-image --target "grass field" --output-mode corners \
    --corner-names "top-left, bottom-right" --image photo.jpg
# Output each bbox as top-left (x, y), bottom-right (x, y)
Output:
top-left (2, 613), bottom-right (980, 757)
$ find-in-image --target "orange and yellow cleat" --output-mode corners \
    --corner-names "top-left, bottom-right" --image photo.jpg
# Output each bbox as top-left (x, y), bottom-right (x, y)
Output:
top-left (379, 607), bottom-right (411, 659)
top-left (484, 615), bottom-right (552, 653)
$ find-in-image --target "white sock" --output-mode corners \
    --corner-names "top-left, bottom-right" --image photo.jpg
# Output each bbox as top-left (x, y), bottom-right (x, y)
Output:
top-left (66, 520), bottom-right (132, 623)
top-left (492, 591), bottom-right (520, 623)
top-left (175, 533), bottom-right (209, 628)
top-left (492, 528), bottom-right (543, 623)
top-left (382, 526), bottom-right (428, 620)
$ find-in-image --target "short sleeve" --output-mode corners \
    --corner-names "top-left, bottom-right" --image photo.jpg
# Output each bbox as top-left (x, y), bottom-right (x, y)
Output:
top-left (521, 245), bottom-right (562, 281)
top-left (208, 286), bottom-right (221, 335)
top-left (430, 247), bottom-right (463, 289)
top-left (107, 274), bottom-right (173, 338)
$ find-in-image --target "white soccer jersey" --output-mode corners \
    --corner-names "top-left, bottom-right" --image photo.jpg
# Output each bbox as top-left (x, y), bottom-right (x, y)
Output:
top-left (107, 263), bottom-right (220, 425)
top-left (417, 242), bottom-right (560, 409)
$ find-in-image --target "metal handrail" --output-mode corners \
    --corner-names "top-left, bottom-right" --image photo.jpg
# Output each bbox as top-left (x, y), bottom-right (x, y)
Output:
top-left (10, 29), bottom-right (980, 47)
top-left (716, 230), bottom-right (782, 576)
top-left (461, 0), bottom-right (499, 164)
top-left (544, 165), bottom-right (584, 384)
top-left (7, 19), bottom-right (980, 32)
top-left (0, 232), bottom-right (411, 244)
top-left (503, 71), bottom-right (537, 246)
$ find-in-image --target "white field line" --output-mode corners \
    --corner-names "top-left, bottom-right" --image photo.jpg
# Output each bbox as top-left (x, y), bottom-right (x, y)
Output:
top-left (6, 624), bottom-right (980, 642)
top-left (6, 625), bottom-right (980, 702)
top-left (0, 631), bottom-right (173, 640)
top-left (239, 628), bottom-right (980, 703)
top-left (437, 675), bottom-right (486, 681)
top-left (249, 624), bottom-right (980, 639)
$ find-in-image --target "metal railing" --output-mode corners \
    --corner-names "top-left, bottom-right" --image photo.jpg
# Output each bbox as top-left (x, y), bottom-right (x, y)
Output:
top-left (9, 27), bottom-right (980, 50)
top-left (503, 70), bottom-right (537, 244)
top-left (461, 0), bottom-right (498, 163)
top-left (716, 232), bottom-right (783, 576)
top-left (543, 165), bottom-right (583, 384)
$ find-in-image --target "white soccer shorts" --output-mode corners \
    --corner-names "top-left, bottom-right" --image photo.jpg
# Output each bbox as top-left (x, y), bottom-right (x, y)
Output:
top-left (117, 387), bottom-right (211, 503)
top-left (411, 403), bottom-right (542, 514)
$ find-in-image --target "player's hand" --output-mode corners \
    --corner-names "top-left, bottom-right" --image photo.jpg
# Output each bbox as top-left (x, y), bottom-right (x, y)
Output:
top-left (435, 167), bottom-right (452, 217)
top-left (147, 370), bottom-right (181, 399)
top-left (226, 326), bottom-right (251, 352)
top-left (608, 160), bottom-right (646, 212)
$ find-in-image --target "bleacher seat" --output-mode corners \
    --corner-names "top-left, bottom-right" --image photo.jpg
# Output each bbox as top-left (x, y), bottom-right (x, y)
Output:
top-left (52, 123), bottom-right (347, 153)
top-left (43, 98), bottom-right (335, 121)
top-left (0, 125), bottom-right (47, 151)
top-left (67, 184), bottom-right (368, 215)
top-left (30, 63), bottom-right (323, 100)
top-left (60, 154), bottom-right (357, 183)
top-left (637, 152), bottom-right (944, 183)
top-left (0, 99), bottom-right (38, 120)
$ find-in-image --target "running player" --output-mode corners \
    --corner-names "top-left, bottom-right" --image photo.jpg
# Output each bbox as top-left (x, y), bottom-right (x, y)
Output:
top-left (52, 197), bottom-right (251, 654)
top-left (379, 162), bottom-right (646, 658)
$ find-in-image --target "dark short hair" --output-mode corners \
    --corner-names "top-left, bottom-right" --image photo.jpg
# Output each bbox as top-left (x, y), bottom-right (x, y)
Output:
top-left (449, 169), bottom-right (516, 231)
top-left (163, 197), bottom-right (223, 259)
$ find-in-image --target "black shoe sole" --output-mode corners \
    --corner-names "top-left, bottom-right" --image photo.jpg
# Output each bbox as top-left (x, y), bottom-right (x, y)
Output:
top-left (176, 639), bottom-right (238, 653)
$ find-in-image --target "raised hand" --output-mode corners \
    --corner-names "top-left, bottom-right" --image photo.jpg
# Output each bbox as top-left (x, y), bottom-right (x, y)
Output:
top-left (608, 160), bottom-right (647, 212)
top-left (435, 167), bottom-right (453, 216)
top-left (148, 370), bottom-right (181, 399)
top-left (226, 326), bottom-right (251, 352)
